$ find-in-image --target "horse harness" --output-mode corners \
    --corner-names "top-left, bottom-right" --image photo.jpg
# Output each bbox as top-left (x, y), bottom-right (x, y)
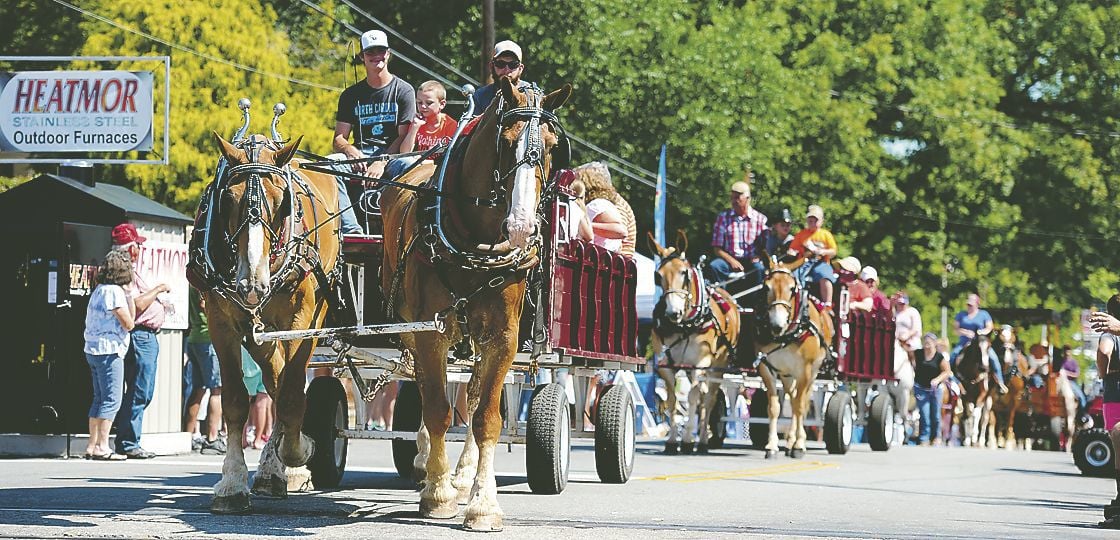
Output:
top-left (755, 266), bottom-right (834, 378)
top-left (187, 135), bottom-right (342, 322)
top-left (653, 253), bottom-right (736, 366)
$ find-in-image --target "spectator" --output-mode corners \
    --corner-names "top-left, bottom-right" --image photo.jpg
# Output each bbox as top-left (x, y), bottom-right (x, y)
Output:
top-left (753, 207), bottom-right (794, 259)
top-left (913, 332), bottom-right (951, 446)
top-left (111, 223), bottom-right (171, 460)
top-left (470, 40), bottom-right (531, 114)
top-left (950, 293), bottom-right (1007, 394)
top-left (1087, 294), bottom-right (1120, 529)
top-left (850, 266), bottom-right (890, 313)
top-left (83, 250), bottom-right (134, 461)
top-left (893, 292), bottom-right (923, 361)
top-left (330, 29), bottom-right (418, 234)
top-left (788, 204), bottom-right (838, 310)
top-left (707, 173), bottom-right (767, 285)
top-left (405, 80), bottom-right (458, 159)
top-left (1059, 345), bottom-right (1088, 415)
top-left (184, 288), bottom-right (226, 455)
top-left (566, 179), bottom-right (594, 243)
top-left (574, 162), bottom-right (628, 253)
top-left (241, 347), bottom-right (273, 450)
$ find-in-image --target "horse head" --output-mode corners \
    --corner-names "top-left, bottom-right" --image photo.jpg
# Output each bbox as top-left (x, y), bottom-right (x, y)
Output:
top-left (213, 132), bottom-right (302, 307)
top-left (467, 77), bottom-right (571, 251)
top-left (649, 230), bottom-right (698, 324)
top-left (958, 328), bottom-right (993, 383)
top-left (764, 257), bottom-right (807, 333)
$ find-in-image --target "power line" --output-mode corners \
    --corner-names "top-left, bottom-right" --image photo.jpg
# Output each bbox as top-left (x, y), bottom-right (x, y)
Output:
top-left (51, 0), bottom-right (343, 92)
top-left (901, 211), bottom-right (1119, 243)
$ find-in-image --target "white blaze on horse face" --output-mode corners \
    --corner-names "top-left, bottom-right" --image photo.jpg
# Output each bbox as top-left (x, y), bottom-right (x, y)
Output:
top-left (505, 129), bottom-right (538, 250)
top-left (769, 298), bottom-right (791, 330)
top-left (245, 222), bottom-right (269, 304)
top-left (662, 270), bottom-right (687, 322)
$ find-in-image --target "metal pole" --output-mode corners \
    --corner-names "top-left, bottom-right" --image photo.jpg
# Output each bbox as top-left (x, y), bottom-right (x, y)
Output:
top-left (481, 0), bottom-right (495, 85)
top-left (941, 306), bottom-right (948, 341)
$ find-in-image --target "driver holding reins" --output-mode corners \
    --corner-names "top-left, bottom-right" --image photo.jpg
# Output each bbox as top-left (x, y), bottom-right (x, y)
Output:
top-left (949, 293), bottom-right (1008, 394)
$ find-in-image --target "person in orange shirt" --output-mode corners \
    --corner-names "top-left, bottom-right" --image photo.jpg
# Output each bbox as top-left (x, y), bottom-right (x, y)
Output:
top-left (788, 204), bottom-right (839, 310)
top-left (404, 80), bottom-right (458, 160)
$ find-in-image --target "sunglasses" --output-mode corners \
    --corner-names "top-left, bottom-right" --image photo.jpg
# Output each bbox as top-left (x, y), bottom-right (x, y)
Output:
top-left (493, 59), bottom-right (521, 70)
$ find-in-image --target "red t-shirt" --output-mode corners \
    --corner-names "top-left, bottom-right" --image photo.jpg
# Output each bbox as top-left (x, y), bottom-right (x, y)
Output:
top-left (415, 113), bottom-right (458, 156)
top-left (848, 282), bottom-right (891, 312)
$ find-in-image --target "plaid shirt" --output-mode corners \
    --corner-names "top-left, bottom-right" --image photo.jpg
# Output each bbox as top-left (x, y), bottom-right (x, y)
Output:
top-left (711, 207), bottom-right (768, 260)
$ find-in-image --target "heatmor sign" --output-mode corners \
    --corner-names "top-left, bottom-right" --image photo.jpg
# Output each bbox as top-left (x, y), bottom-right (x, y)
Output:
top-left (0, 70), bottom-right (154, 153)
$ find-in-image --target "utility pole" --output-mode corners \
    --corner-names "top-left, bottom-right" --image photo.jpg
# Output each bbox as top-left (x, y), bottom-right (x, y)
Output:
top-left (481, 0), bottom-right (495, 85)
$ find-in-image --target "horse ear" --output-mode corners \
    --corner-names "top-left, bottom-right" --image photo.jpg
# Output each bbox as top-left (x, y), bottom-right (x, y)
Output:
top-left (647, 231), bottom-right (668, 258)
top-left (273, 135), bottom-right (303, 168)
top-left (674, 229), bottom-right (688, 255)
top-left (213, 131), bottom-right (242, 163)
top-left (543, 84), bottom-right (573, 111)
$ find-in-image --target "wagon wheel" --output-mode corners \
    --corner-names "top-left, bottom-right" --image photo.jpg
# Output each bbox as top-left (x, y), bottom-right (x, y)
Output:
top-left (303, 376), bottom-right (348, 489)
top-left (1072, 428), bottom-right (1115, 477)
top-left (707, 389), bottom-right (728, 450)
top-left (595, 384), bottom-right (635, 483)
top-left (392, 381), bottom-right (421, 480)
top-left (867, 391), bottom-right (894, 452)
top-left (748, 388), bottom-right (770, 450)
top-left (526, 383), bottom-right (570, 494)
top-left (823, 390), bottom-right (854, 455)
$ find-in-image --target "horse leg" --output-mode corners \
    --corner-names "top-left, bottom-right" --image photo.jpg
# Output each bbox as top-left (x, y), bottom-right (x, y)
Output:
top-left (210, 331), bottom-right (252, 514)
top-left (413, 335), bottom-right (457, 519)
top-left (789, 375), bottom-right (811, 459)
top-left (413, 421), bottom-right (430, 484)
top-left (657, 367), bottom-right (679, 454)
top-left (761, 367), bottom-right (781, 458)
top-left (680, 377), bottom-right (700, 454)
top-left (696, 375), bottom-right (714, 454)
top-left (452, 372), bottom-right (482, 500)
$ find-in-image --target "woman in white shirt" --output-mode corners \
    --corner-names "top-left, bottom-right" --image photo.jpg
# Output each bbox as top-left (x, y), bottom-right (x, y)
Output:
top-left (82, 250), bottom-right (135, 460)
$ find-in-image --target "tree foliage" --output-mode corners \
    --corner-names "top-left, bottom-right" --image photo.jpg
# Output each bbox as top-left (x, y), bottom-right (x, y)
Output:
top-left (6, 0), bottom-right (1120, 338)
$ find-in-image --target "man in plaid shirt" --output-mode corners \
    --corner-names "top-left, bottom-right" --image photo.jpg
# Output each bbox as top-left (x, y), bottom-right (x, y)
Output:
top-left (706, 177), bottom-right (768, 286)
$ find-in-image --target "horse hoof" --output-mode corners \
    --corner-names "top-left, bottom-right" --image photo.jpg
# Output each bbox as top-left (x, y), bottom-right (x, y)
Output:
top-left (696, 444), bottom-right (709, 455)
top-left (250, 475), bottom-right (288, 499)
top-left (789, 448), bottom-right (805, 459)
top-left (664, 442), bottom-right (679, 455)
top-left (680, 442), bottom-right (694, 455)
top-left (211, 493), bottom-right (252, 515)
top-left (463, 513), bottom-right (504, 532)
top-left (420, 499), bottom-right (460, 519)
top-left (764, 450), bottom-right (777, 459)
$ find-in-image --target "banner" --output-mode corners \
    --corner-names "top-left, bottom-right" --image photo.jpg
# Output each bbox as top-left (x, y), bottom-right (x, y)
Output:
top-left (654, 144), bottom-right (667, 264)
top-left (0, 70), bottom-right (154, 153)
top-left (134, 240), bottom-right (189, 331)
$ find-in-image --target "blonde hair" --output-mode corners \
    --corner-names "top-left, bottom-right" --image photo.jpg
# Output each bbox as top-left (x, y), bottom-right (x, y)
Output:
top-left (418, 80), bottom-right (447, 101)
top-left (573, 161), bottom-right (636, 256)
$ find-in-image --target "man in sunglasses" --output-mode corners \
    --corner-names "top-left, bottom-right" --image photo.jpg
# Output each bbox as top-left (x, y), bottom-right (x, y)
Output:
top-left (330, 29), bottom-right (417, 234)
top-left (470, 40), bottom-right (533, 114)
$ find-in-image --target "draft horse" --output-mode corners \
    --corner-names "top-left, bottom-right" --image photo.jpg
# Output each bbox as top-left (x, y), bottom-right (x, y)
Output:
top-left (755, 256), bottom-right (834, 459)
top-left (955, 332), bottom-right (996, 447)
top-left (379, 77), bottom-right (571, 531)
top-left (649, 230), bottom-right (740, 455)
top-left (992, 326), bottom-right (1028, 449)
top-left (189, 133), bottom-right (341, 513)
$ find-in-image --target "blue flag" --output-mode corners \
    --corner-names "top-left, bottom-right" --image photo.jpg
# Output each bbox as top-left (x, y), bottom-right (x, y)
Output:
top-left (654, 144), bottom-right (667, 265)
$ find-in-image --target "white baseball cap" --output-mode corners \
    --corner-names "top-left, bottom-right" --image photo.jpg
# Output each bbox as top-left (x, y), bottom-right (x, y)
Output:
top-left (361, 30), bottom-right (389, 51)
top-left (859, 266), bottom-right (879, 282)
top-left (492, 40), bottom-right (523, 61)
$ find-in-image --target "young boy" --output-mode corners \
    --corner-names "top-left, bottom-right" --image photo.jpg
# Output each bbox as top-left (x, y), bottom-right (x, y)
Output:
top-left (406, 80), bottom-right (458, 159)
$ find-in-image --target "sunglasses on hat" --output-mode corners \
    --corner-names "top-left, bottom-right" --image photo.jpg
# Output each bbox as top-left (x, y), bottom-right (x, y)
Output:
top-left (492, 59), bottom-right (521, 70)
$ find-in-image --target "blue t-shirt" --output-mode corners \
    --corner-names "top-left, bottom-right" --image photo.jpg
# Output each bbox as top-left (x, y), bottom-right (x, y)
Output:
top-left (83, 284), bottom-right (130, 356)
top-left (954, 309), bottom-right (992, 347)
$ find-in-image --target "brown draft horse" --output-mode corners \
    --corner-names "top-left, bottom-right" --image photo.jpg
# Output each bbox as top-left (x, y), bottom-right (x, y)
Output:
top-left (992, 326), bottom-right (1028, 449)
top-left (196, 134), bottom-right (340, 513)
top-left (648, 230), bottom-right (740, 455)
top-left (756, 256), bottom-right (834, 459)
top-left (379, 77), bottom-right (570, 531)
top-left (956, 332), bottom-right (995, 447)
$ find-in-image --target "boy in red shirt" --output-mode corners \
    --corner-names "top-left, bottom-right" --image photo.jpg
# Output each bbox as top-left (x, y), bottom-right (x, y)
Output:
top-left (406, 80), bottom-right (458, 159)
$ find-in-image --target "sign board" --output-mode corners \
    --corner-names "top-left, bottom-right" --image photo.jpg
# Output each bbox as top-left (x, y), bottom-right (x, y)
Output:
top-left (134, 240), bottom-right (189, 331)
top-left (0, 70), bottom-right (154, 153)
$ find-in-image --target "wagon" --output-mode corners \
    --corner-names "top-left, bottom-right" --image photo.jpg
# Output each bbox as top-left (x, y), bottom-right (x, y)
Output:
top-left (259, 175), bottom-right (646, 493)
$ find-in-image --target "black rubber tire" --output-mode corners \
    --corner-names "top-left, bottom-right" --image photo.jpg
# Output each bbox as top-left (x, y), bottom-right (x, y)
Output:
top-left (749, 388), bottom-right (771, 450)
top-left (595, 385), bottom-right (635, 483)
top-left (707, 389), bottom-right (728, 450)
top-left (867, 391), bottom-right (894, 452)
top-left (824, 391), bottom-right (854, 455)
top-left (392, 381), bottom-right (422, 480)
top-left (526, 383), bottom-right (571, 494)
top-left (303, 376), bottom-right (348, 489)
top-left (1072, 428), bottom-right (1115, 477)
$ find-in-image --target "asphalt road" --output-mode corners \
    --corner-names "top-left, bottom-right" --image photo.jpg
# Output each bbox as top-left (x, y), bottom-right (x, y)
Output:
top-left (0, 438), bottom-right (1112, 539)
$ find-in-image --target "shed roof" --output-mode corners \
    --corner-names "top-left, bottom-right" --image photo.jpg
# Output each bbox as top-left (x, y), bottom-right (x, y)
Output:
top-left (0, 174), bottom-right (191, 225)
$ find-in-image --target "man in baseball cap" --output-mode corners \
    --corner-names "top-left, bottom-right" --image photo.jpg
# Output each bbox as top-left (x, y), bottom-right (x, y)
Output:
top-left (470, 39), bottom-right (531, 113)
top-left (360, 29), bottom-right (388, 52)
top-left (788, 203), bottom-right (839, 310)
top-left (111, 222), bottom-right (146, 246)
top-left (708, 173), bottom-right (767, 287)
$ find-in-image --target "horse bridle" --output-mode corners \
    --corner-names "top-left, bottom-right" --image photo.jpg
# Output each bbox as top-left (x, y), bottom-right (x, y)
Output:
top-left (655, 253), bottom-right (710, 330)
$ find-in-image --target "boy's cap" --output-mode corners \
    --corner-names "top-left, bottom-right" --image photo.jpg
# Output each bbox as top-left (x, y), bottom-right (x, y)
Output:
top-left (776, 208), bottom-right (792, 223)
top-left (806, 204), bottom-right (824, 220)
top-left (111, 222), bottom-right (146, 246)
top-left (836, 256), bottom-right (861, 274)
top-left (361, 30), bottom-right (389, 51)
top-left (730, 181), bottom-right (751, 195)
top-left (860, 266), bottom-right (879, 282)
top-left (493, 40), bottom-right (523, 61)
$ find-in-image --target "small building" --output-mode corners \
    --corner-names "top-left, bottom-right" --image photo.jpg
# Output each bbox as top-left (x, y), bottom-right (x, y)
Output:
top-left (0, 166), bottom-right (193, 456)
